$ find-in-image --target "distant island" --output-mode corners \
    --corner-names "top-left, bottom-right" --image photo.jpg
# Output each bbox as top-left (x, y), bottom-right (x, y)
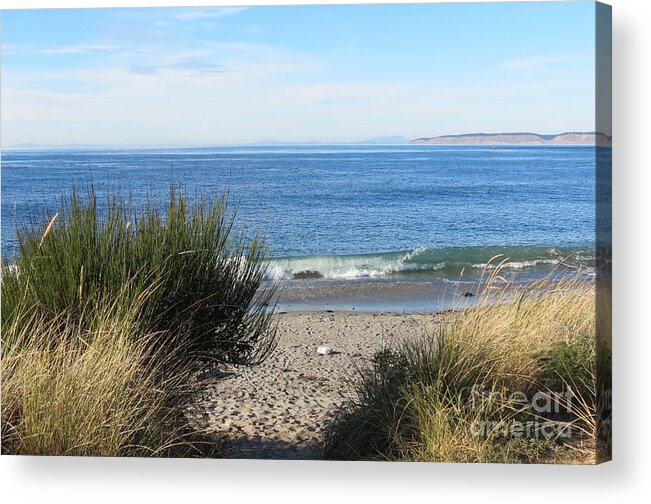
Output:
top-left (410, 132), bottom-right (611, 146)
top-left (5, 133), bottom-right (614, 150)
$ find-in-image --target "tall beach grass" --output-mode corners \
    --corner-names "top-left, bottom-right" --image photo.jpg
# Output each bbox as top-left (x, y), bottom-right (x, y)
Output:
top-left (2, 186), bottom-right (277, 367)
top-left (2, 303), bottom-right (196, 456)
top-left (323, 265), bottom-right (601, 463)
top-left (1, 186), bottom-right (277, 456)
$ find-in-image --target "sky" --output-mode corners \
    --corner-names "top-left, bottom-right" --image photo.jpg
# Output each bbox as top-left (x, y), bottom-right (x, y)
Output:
top-left (1, 2), bottom-right (597, 147)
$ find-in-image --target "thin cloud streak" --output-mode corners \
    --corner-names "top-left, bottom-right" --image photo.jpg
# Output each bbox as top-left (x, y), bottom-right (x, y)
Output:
top-left (3, 43), bottom-right (124, 55)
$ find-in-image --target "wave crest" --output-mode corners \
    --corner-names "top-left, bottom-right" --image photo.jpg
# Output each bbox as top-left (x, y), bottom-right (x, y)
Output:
top-left (264, 246), bottom-right (593, 281)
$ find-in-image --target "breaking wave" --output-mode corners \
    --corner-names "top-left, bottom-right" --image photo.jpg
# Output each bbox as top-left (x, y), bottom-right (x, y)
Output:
top-left (265, 246), bottom-right (595, 281)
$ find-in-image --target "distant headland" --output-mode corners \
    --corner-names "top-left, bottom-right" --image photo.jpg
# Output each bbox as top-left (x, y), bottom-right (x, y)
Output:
top-left (410, 132), bottom-right (611, 146)
top-left (4, 132), bottom-right (613, 150)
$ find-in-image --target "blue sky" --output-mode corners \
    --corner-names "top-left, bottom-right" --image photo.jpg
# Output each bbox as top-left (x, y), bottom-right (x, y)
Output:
top-left (1, 2), bottom-right (597, 146)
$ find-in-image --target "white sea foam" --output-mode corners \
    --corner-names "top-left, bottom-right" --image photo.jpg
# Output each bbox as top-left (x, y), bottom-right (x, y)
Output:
top-left (471, 259), bottom-right (560, 270)
top-left (264, 247), bottom-right (591, 281)
top-left (266, 247), bottom-right (439, 280)
top-left (263, 264), bottom-right (290, 281)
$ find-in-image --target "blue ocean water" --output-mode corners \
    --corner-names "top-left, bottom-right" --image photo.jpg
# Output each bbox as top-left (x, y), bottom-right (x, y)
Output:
top-left (1, 145), bottom-right (598, 285)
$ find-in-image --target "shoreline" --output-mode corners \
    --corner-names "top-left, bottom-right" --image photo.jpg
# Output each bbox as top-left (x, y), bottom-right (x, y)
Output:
top-left (273, 278), bottom-right (479, 313)
top-left (270, 267), bottom-right (594, 314)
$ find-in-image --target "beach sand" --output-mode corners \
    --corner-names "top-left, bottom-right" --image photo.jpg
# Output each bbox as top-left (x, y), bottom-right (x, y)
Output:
top-left (197, 311), bottom-right (444, 459)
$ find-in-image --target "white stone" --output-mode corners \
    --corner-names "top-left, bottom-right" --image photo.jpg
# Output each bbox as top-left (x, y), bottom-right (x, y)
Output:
top-left (317, 345), bottom-right (333, 355)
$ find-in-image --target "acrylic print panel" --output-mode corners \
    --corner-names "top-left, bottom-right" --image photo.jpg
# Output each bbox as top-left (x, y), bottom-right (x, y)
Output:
top-left (0, 1), bottom-right (611, 463)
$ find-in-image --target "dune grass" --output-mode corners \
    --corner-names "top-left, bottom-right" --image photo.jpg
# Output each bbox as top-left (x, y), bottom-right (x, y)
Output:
top-left (323, 266), bottom-right (601, 463)
top-left (1, 303), bottom-right (205, 456)
top-left (2, 186), bottom-right (276, 367)
top-left (1, 186), bottom-right (276, 456)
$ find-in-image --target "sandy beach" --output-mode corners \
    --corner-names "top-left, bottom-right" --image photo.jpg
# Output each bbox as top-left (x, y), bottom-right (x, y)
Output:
top-left (197, 311), bottom-right (444, 459)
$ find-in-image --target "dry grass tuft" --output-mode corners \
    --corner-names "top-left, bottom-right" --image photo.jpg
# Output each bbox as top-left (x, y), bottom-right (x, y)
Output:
top-left (1, 306), bottom-right (197, 456)
top-left (323, 265), bottom-right (600, 463)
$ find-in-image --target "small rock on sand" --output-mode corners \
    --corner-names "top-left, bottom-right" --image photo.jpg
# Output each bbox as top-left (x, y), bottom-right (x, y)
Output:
top-left (317, 345), bottom-right (334, 355)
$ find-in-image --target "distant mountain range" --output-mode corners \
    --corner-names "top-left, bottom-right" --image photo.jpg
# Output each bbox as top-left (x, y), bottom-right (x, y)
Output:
top-left (410, 132), bottom-right (611, 146)
top-left (4, 142), bottom-right (111, 150)
top-left (252, 136), bottom-right (409, 146)
top-left (5, 132), bottom-right (611, 150)
top-left (5, 136), bottom-right (411, 150)
top-left (357, 135), bottom-right (409, 145)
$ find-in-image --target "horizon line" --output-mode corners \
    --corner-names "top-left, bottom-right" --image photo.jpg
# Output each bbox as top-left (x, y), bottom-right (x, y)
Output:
top-left (2, 131), bottom-right (608, 151)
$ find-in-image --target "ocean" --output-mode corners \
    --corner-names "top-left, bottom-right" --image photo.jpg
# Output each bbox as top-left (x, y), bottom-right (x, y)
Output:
top-left (1, 145), bottom-right (600, 311)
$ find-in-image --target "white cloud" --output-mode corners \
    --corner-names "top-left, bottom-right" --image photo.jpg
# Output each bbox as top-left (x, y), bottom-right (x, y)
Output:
top-left (1, 44), bottom-right (31, 54)
top-left (500, 54), bottom-right (575, 71)
top-left (1, 65), bottom-right (594, 146)
top-left (1, 42), bottom-right (332, 145)
top-left (39, 44), bottom-right (125, 55)
top-left (1, 41), bottom-right (594, 146)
